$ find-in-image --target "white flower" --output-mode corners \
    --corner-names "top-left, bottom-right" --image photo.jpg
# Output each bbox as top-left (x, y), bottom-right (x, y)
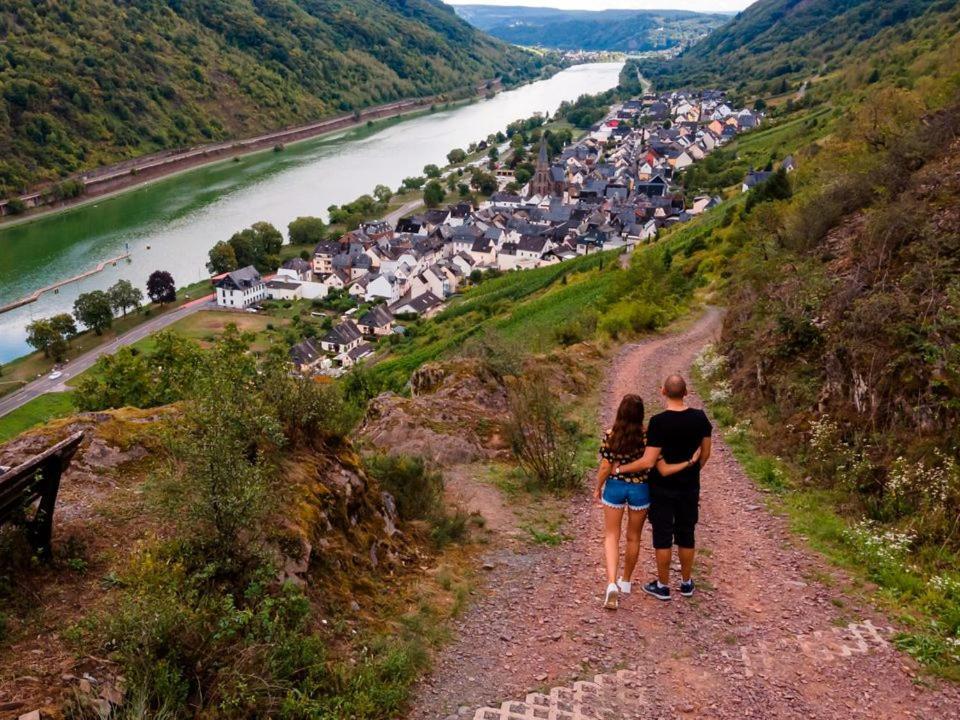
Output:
top-left (842, 520), bottom-right (914, 567)
top-left (694, 344), bottom-right (727, 382)
top-left (930, 574), bottom-right (960, 597)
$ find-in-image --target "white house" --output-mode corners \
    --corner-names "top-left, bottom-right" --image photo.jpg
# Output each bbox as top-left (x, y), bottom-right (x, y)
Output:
top-left (265, 279), bottom-right (303, 301)
top-left (364, 274), bottom-right (402, 302)
top-left (339, 342), bottom-right (375, 368)
top-left (297, 281), bottom-right (329, 300)
top-left (409, 266), bottom-right (448, 299)
top-left (357, 305), bottom-right (394, 337)
top-left (516, 235), bottom-right (550, 263)
top-left (451, 252), bottom-right (475, 276)
top-left (214, 266), bottom-right (266, 308)
top-left (389, 292), bottom-right (444, 318)
top-left (320, 320), bottom-right (363, 354)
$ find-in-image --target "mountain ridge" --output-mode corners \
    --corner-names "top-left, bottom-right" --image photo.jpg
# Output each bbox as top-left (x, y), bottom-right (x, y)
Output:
top-left (633, 0), bottom-right (960, 95)
top-left (0, 0), bottom-right (552, 195)
top-left (454, 4), bottom-right (725, 52)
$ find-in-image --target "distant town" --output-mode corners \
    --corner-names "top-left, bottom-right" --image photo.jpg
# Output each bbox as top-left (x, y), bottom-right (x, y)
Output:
top-left (214, 89), bottom-right (779, 375)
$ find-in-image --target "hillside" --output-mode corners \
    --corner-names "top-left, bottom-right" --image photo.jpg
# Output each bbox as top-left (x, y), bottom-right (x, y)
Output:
top-left (0, 0), bottom-right (550, 194)
top-left (634, 0), bottom-right (960, 96)
top-left (454, 5), bottom-right (725, 52)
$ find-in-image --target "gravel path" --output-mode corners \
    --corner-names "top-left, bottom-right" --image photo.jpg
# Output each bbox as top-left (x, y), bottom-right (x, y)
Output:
top-left (408, 308), bottom-right (960, 719)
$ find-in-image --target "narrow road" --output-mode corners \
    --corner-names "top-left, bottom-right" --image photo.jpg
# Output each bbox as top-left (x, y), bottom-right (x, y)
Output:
top-left (409, 308), bottom-right (960, 719)
top-left (0, 296), bottom-right (213, 419)
top-left (385, 199), bottom-right (425, 227)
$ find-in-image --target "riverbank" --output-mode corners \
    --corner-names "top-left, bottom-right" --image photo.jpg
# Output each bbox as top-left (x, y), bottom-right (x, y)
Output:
top-left (0, 58), bottom-right (593, 228)
top-left (0, 83), bottom-right (501, 228)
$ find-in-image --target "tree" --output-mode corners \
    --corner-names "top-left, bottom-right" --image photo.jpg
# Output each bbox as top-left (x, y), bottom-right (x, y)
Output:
top-left (249, 221), bottom-right (283, 268)
top-left (423, 163), bottom-right (441, 178)
top-left (469, 169), bottom-right (498, 195)
top-left (74, 290), bottom-right (114, 335)
top-left (745, 167), bottom-right (792, 212)
top-left (207, 240), bottom-right (237, 275)
top-left (446, 148), bottom-right (466, 164)
top-left (373, 184), bottom-right (392, 204)
top-left (487, 147), bottom-right (499, 162)
top-left (222, 222), bottom-right (283, 272)
top-left (287, 216), bottom-right (326, 246)
top-left (74, 331), bottom-right (204, 411)
top-left (108, 279), bottom-right (143, 317)
top-left (423, 180), bottom-right (446, 208)
top-left (147, 270), bottom-right (176, 305)
top-left (25, 313), bottom-right (76, 361)
top-left (402, 176), bottom-right (425, 191)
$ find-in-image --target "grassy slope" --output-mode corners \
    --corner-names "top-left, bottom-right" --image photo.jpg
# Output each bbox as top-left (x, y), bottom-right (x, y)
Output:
top-left (0, 0), bottom-right (551, 193)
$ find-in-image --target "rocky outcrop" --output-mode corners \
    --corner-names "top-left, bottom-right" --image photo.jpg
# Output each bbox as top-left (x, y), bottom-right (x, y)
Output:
top-left (361, 359), bottom-right (512, 464)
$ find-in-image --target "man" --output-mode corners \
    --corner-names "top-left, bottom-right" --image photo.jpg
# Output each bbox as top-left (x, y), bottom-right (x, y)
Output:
top-left (615, 373), bottom-right (712, 600)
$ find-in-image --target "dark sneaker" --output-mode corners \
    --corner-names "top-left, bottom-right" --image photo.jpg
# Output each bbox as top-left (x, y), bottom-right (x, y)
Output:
top-left (679, 579), bottom-right (695, 597)
top-left (642, 580), bottom-right (671, 601)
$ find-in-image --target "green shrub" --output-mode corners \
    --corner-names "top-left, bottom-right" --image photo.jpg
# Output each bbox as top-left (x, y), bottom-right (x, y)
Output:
top-left (5, 198), bottom-right (26, 215)
top-left (507, 371), bottom-right (582, 494)
top-left (458, 329), bottom-right (523, 378)
top-left (364, 453), bottom-right (466, 547)
top-left (553, 319), bottom-right (586, 346)
top-left (364, 454), bottom-right (443, 523)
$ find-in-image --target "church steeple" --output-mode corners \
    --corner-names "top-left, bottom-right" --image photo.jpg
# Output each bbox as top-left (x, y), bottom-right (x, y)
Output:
top-left (528, 136), bottom-right (552, 198)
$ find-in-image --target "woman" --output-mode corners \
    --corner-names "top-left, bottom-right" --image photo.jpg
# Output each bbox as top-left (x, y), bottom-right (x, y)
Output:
top-left (594, 394), bottom-right (699, 609)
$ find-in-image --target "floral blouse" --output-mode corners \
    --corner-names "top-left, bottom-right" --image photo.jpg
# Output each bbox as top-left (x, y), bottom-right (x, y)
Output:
top-left (599, 431), bottom-right (649, 483)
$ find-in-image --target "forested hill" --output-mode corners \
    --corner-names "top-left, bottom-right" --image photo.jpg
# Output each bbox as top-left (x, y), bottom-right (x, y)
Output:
top-left (635, 0), bottom-right (960, 95)
top-left (0, 0), bottom-right (550, 194)
top-left (454, 5), bottom-right (725, 52)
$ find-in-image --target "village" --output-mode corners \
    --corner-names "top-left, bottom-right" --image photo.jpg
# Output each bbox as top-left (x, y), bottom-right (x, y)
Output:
top-left (212, 89), bottom-right (775, 375)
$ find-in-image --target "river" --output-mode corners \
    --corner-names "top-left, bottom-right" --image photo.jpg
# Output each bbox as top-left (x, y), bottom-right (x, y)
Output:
top-left (0, 62), bottom-right (624, 363)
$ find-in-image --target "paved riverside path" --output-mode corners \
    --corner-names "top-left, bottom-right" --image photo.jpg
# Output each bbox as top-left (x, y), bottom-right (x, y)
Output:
top-left (0, 295), bottom-right (213, 419)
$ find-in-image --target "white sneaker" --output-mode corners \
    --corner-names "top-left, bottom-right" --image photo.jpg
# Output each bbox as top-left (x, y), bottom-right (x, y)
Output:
top-left (617, 579), bottom-right (632, 594)
top-left (603, 582), bottom-right (619, 610)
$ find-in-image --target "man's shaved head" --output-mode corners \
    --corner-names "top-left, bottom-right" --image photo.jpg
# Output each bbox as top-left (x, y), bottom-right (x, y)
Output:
top-left (663, 374), bottom-right (688, 400)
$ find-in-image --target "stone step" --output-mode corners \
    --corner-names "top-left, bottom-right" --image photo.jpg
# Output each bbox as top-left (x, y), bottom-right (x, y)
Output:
top-left (472, 669), bottom-right (646, 720)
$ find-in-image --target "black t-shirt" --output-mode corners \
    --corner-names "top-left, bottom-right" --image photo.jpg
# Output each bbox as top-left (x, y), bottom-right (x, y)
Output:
top-left (646, 408), bottom-right (712, 491)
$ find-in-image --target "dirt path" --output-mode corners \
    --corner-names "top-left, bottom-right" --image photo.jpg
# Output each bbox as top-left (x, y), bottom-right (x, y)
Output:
top-left (408, 308), bottom-right (960, 719)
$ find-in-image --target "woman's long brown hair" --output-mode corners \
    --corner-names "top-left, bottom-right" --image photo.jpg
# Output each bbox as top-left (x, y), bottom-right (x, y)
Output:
top-left (608, 394), bottom-right (645, 455)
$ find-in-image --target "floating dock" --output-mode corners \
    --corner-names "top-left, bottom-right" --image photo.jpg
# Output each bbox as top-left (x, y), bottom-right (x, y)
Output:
top-left (0, 252), bottom-right (131, 315)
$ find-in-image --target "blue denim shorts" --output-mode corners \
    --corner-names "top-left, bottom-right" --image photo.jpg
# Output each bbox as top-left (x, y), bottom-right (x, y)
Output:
top-left (601, 477), bottom-right (650, 511)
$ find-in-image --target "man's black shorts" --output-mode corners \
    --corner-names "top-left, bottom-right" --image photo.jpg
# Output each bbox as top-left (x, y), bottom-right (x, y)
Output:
top-left (649, 485), bottom-right (699, 549)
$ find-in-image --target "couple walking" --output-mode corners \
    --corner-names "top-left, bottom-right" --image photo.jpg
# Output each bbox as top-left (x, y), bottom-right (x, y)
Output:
top-left (593, 373), bottom-right (712, 609)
